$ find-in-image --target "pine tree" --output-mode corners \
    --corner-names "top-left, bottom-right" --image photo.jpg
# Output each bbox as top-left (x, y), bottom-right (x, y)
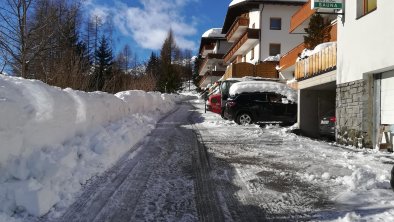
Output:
top-left (146, 52), bottom-right (159, 77)
top-left (158, 29), bottom-right (182, 93)
top-left (92, 35), bottom-right (113, 91)
top-left (304, 14), bottom-right (331, 50)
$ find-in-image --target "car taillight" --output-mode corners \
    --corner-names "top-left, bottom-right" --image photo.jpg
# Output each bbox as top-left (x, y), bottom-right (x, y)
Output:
top-left (227, 101), bottom-right (236, 107)
top-left (329, 117), bottom-right (336, 122)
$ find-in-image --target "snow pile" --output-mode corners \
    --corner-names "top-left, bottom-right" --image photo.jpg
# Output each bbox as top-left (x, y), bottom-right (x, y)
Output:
top-left (0, 75), bottom-right (182, 219)
top-left (202, 28), bottom-right (224, 38)
top-left (229, 81), bottom-right (297, 102)
top-left (263, 54), bottom-right (280, 62)
top-left (298, 42), bottom-right (336, 61)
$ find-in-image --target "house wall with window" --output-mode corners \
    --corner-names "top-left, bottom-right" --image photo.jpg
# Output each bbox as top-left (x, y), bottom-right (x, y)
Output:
top-left (337, 0), bottom-right (394, 148)
top-left (260, 4), bottom-right (304, 61)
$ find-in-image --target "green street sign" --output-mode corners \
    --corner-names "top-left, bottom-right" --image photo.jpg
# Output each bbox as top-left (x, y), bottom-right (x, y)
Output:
top-left (312, 0), bottom-right (343, 9)
top-left (314, 2), bottom-right (342, 9)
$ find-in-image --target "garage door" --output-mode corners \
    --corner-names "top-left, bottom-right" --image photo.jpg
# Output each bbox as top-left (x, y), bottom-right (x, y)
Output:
top-left (381, 70), bottom-right (394, 124)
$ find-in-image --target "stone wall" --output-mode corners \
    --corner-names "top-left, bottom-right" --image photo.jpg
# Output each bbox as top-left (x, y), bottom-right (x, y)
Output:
top-left (336, 79), bottom-right (373, 148)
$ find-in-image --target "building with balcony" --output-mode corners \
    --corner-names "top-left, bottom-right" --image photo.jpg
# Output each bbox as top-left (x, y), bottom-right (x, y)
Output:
top-left (198, 28), bottom-right (232, 88)
top-left (279, 0), bottom-right (338, 138)
top-left (337, 0), bottom-right (394, 149)
top-left (221, 0), bottom-right (306, 80)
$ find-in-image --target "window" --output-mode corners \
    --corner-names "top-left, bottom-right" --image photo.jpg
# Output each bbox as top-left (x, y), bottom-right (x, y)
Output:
top-left (357, 0), bottom-right (377, 17)
top-left (270, 18), bottom-right (281, 30)
top-left (251, 47), bottom-right (255, 60)
top-left (269, 44), bottom-right (281, 56)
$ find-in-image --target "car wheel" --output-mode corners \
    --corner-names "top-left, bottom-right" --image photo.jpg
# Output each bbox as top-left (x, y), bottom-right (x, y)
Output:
top-left (236, 112), bottom-right (253, 125)
top-left (391, 165), bottom-right (394, 191)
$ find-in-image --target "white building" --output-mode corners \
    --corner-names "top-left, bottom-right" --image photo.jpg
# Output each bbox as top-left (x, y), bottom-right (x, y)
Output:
top-left (337, 0), bottom-right (394, 148)
top-left (221, 0), bottom-right (306, 79)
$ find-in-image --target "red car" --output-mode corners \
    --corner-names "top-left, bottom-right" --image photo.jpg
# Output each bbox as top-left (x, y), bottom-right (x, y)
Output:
top-left (206, 94), bottom-right (222, 115)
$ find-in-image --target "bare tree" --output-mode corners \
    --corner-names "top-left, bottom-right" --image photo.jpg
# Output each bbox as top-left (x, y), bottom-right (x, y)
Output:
top-left (0, 0), bottom-right (56, 77)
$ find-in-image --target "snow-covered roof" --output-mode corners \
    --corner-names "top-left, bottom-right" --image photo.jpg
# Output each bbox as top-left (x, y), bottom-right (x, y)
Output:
top-left (229, 81), bottom-right (297, 102)
top-left (229, 0), bottom-right (246, 7)
top-left (202, 28), bottom-right (225, 38)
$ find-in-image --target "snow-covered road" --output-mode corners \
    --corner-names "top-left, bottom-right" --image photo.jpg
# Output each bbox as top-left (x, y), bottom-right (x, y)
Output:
top-left (191, 98), bottom-right (394, 221)
top-left (44, 96), bottom-right (394, 222)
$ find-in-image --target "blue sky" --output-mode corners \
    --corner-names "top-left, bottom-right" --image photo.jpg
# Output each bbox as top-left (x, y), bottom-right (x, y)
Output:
top-left (83, 0), bottom-right (230, 61)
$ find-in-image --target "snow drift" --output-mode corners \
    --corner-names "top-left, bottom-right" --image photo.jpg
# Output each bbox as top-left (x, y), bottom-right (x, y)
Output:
top-left (229, 81), bottom-right (298, 102)
top-left (0, 75), bottom-right (182, 219)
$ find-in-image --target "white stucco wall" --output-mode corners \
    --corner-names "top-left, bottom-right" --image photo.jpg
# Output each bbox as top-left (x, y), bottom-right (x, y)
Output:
top-left (260, 4), bottom-right (304, 61)
top-left (338, 0), bottom-right (394, 84)
top-left (249, 10), bottom-right (261, 29)
top-left (243, 44), bottom-right (260, 64)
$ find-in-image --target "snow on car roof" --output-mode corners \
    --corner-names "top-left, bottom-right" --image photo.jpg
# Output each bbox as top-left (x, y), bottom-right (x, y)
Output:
top-left (229, 81), bottom-right (297, 102)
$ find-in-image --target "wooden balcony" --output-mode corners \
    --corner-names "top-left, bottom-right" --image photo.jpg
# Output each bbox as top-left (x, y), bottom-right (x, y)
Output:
top-left (224, 29), bottom-right (259, 64)
top-left (198, 53), bottom-right (225, 76)
top-left (199, 71), bottom-right (225, 88)
top-left (280, 22), bottom-right (337, 71)
top-left (295, 43), bottom-right (337, 80)
top-left (223, 62), bottom-right (278, 80)
top-left (226, 16), bottom-right (249, 42)
top-left (200, 43), bottom-right (215, 57)
top-left (289, 0), bottom-right (316, 33)
top-left (279, 42), bottom-right (306, 71)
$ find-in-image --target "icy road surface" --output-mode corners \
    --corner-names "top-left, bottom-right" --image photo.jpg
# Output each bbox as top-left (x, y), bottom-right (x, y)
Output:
top-left (46, 97), bottom-right (394, 221)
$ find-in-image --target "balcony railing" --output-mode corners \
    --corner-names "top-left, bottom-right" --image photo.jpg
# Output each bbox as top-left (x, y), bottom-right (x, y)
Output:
top-left (226, 16), bottom-right (249, 42)
top-left (279, 42), bottom-right (306, 71)
top-left (201, 43), bottom-right (215, 56)
top-left (223, 62), bottom-right (278, 80)
top-left (224, 29), bottom-right (259, 63)
top-left (295, 43), bottom-right (337, 80)
top-left (198, 53), bottom-right (225, 75)
top-left (280, 22), bottom-right (337, 71)
top-left (290, 0), bottom-right (315, 33)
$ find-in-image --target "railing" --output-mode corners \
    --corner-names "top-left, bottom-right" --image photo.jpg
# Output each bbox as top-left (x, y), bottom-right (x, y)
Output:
top-left (295, 43), bottom-right (337, 80)
top-left (289, 0), bottom-right (315, 33)
top-left (201, 43), bottom-right (215, 56)
top-left (279, 42), bottom-right (306, 71)
top-left (224, 29), bottom-right (259, 63)
top-left (199, 53), bottom-right (225, 75)
top-left (280, 22), bottom-right (337, 71)
top-left (223, 62), bottom-right (278, 80)
top-left (225, 16), bottom-right (249, 41)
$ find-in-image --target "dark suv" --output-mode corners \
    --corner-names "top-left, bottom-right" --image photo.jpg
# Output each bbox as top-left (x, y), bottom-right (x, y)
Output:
top-left (224, 92), bottom-right (297, 125)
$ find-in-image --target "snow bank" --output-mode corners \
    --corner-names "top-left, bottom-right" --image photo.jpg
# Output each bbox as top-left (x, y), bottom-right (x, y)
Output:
top-left (263, 54), bottom-right (280, 62)
top-left (229, 81), bottom-right (297, 102)
top-left (0, 75), bottom-right (182, 219)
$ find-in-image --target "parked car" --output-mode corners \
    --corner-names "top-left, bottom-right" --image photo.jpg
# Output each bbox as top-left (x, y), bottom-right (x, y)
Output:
top-left (319, 110), bottom-right (336, 138)
top-left (391, 166), bottom-right (394, 191)
top-left (206, 94), bottom-right (221, 115)
top-left (219, 77), bottom-right (279, 118)
top-left (224, 91), bottom-right (297, 125)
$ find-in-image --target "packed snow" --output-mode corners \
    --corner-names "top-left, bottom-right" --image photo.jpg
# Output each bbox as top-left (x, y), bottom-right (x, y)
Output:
top-left (201, 28), bottom-right (225, 38)
top-left (229, 80), bottom-right (298, 102)
top-left (0, 75), bottom-right (183, 221)
top-left (197, 98), bottom-right (394, 221)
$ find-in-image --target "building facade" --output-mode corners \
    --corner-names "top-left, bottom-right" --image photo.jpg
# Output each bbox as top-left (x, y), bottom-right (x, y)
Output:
top-left (337, 0), bottom-right (394, 148)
